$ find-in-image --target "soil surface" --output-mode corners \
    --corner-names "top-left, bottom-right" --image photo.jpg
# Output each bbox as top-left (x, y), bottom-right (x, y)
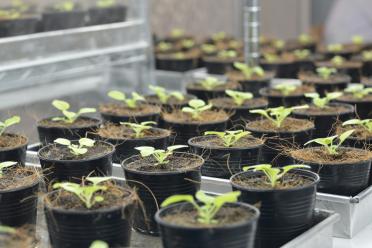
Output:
top-left (0, 133), bottom-right (27, 149)
top-left (362, 77), bottom-right (372, 87)
top-left (227, 70), bottom-right (274, 82)
top-left (97, 123), bottom-right (170, 140)
top-left (316, 60), bottom-right (362, 69)
top-left (0, 167), bottom-right (39, 191)
top-left (299, 72), bottom-right (350, 84)
top-left (161, 205), bottom-right (254, 228)
top-left (145, 94), bottom-right (194, 106)
top-left (336, 125), bottom-right (372, 140)
top-left (39, 141), bottom-right (113, 161)
top-left (190, 135), bottom-right (263, 149)
top-left (162, 110), bottom-right (229, 124)
top-left (232, 172), bottom-right (313, 190)
top-left (125, 154), bottom-right (202, 172)
top-left (338, 93), bottom-right (372, 102)
top-left (186, 81), bottom-right (239, 91)
top-left (246, 118), bottom-right (314, 133)
top-left (210, 97), bottom-right (268, 109)
top-left (290, 147), bottom-right (372, 164)
top-left (38, 117), bottom-right (99, 128)
top-left (100, 103), bottom-right (160, 116)
top-left (294, 104), bottom-right (352, 115)
top-left (263, 85), bottom-right (315, 97)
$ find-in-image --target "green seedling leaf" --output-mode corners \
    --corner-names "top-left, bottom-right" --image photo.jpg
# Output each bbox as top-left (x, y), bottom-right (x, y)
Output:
top-left (304, 130), bottom-right (354, 155)
top-left (343, 119), bottom-right (372, 133)
top-left (0, 116), bottom-right (21, 136)
top-left (293, 49), bottom-right (310, 59)
top-left (54, 138), bottom-right (95, 156)
top-left (345, 84), bottom-right (372, 99)
top-left (97, 0), bottom-right (115, 8)
top-left (108, 90), bottom-right (144, 109)
top-left (305, 92), bottom-right (342, 108)
top-left (86, 177), bottom-right (112, 186)
top-left (90, 240), bottom-right (109, 248)
top-left (234, 62), bottom-right (265, 79)
top-left (217, 50), bottom-right (237, 58)
top-left (327, 43), bottom-right (343, 52)
top-left (182, 99), bottom-right (212, 120)
top-left (198, 77), bottom-right (225, 90)
top-left (120, 121), bottom-right (156, 138)
top-left (274, 83), bottom-right (297, 96)
top-left (149, 85), bottom-right (184, 104)
top-left (225, 90), bottom-right (253, 106)
top-left (362, 51), bottom-right (372, 61)
top-left (352, 35), bottom-right (364, 45)
top-left (316, 67), bottom-right (337, 80)
top-left (0, 161), bottom-right (17, 177)
top-left (204, 130), bottom-right (251, 147)
top-left (298, 33), bottom-right (312, 44)
top-left (135, 145), bottom-right (187, 165)
top-left (331, 56), bottom-right (345, 66)
top-left (0, 225), bottom-right (16, 234)
top-left (51, 100), bottom-right (95, 123)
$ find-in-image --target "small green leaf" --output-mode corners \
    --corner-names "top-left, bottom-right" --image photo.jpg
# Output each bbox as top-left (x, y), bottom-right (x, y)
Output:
top-left (4, 116), bottom-right (20, 127)
top-left (54, 138), bottom-right (71, 146)
top-left (52, 100), bottom-right (70, 111)
top-left (108, 90), bottom-right (126, 101)
top-left (78, 108), bottom-right (97, 114)
top-left (79, 138), bottom-right (95, 147)
top-left (135, 146), bottom-right (155, 157)
top-left (339, 129), bottom-right (354, 145)
top-left (161, 195), bottom-right (195, 207)
top-left (167, 145), bottom-right (188, 151)
top-left (90, 240), bottom-right (109, 248)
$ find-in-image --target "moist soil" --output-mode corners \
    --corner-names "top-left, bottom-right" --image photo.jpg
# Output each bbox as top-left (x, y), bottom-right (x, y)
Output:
top-left (210, 97), bottom-right (268, 109)
top-left (294, 105), bottom-right (351, 115)
top-left (186, 81), bottom-right (239, 91)
top-left (299, 72), bottom-right (350, 84)
top-left (97, 123), bottom-right (170, 140)
top-left (145, 95), bottom-right (194, 106)
top-left (227, 70), bottom-right (274, 82)
top-left (336, 125), bottom-right (372, 140)
top-left (338, 93), bottom-right (372, 102)
top-left (232, 173), bottom-right (313, 190)
top-left (45, 183), bottom-right (135, 211)
top-left (161, 205), bottom-right (254, 228)
top-left (38, 117), bottom-right (98, 128)
top-left (190, 135), bottom-right (263, 149)
top-left (290, 147), bottom-right (372, 164)
top-left (162, 110), bottom-right (229, 124)
top-left (100, 103), bottom-right (160, 116)
top-left (316, 60), bottom-right (362, 69)
top-left (125, 154), bottom-right (202, 172)
top-left (246, 118), bottom-right (314, 133)
top-left (0, 133), bottom-right (27, 149)
top-left (39, 141), bottom-right (113, 161)
top-left (263, 85), bottom-right (315, 97)
top-left (0, 167), bottom-right (39, 191)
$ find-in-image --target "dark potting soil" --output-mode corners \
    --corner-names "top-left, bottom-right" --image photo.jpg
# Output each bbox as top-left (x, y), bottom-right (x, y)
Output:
top-left (290, 147), bottom-right (372, 164)
top-left (99, 103), bottom-right (160, 116)
top-left (161, 205), bottom-right (254, 228)
top-left (162, 110), bottom-right (229, 124)
top-left (210, 97), bottom-right (268, 109)
top-left (46, 183), bottom-right (135, 211)
top-left (316, 60), bottom-right (362, 70)
top-left (227, 70), bottom-right (274, 82)
top-left (0, 133), bottom-right (27, 149)
top-left (246, 118), bottom-right (314, 133)
top-left (336, 125), bottom-right (372, 140)
top-left (299, 72), bottom-right (350, 84)
top-left (38, 117), bottom-right (98, 128)
top-left (0, 167), bottom-right (39, 191)
top-left (145, 95), bottom-right (193, 106)
top-left (294, 105), bottom-right (351, 115)
top-left (338, 93), bottom-right (372, 102)
top-left (97, 123), bottom-right (170, 140)
top-left (231, 173), bottom-right (313, 190)
top-left (189, 135), bottom-right (263, 149)
top-left (39, 142), bottom-right (113, 161)
top-left (125, 154), bottom-right (202, 172)
top-left (186, 81), bottom-right (239, 91)
top-left (265, 85), bottom-right (315, 97)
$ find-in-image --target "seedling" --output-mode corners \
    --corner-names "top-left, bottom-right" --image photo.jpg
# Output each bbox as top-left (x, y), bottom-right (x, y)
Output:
top-left (149, 85), bottom-right (184, 104)
top-left (243, 164), bottom-right (310, 187)
top-left (316, 67), bottom-right (337, 80)
top-left (204, 130), bottom-right (251, 147)
top-left (305, 130), bottom-right (354, 155)
top-left (0, 116), bottom-right (20, 136)
top-left (157, 42), bottom-right (172, 52)
top-left (173, 52), bottom-right (186, 59)
top-left (327, 43), bottom-right (343, 52)
top-left (97, 0), bottom-right (115, 8)
top-left (217, 50), bottom-right (237, 58)
top-left (198, 77), bottom-right (225, 90)
top-left (182, 99), bottom-right (213, 120)
top-left (344, 84), bottom-right (372, 99)
top-left (234, 62), bottom-right (265, 79)
top-left (201, 44), bottom-right (217, 54)
top-left (108, 91), bottom-right (145, 109)
top-left (228, 40), bottom-right (241, 49)
top-left (305, 92), bottom-right (343, 109)
top-left (212, 32), bottom-right (226, 42)
top-left (12, 0), bottom-right (29, 12)
top-left (250, 105), bottom-right (309, 128)
top-left (298, 33), bottom-right (312, 44)
top-left (293, 49), bottom-right (310, 60)
top-left (331, 56), bottom-right (345, 66)
top-left (161, 190), bottom-right (241, 224)
top-left (90, 241), bottom-right (109, 248)
top-left (0, 225), bottom-right (16, 234)
top-left (54, 138), bottom-right (95, 156)
top-left (263, 53), bottom-right (279, 63)
top-left (274, 39), bottom-right (285, 50)
top-left (51, 100), bottom-right (96, 124)
top-left (53, 177), bottom-right (112, 209)
top-left (0, 161), bottom-right (17, 177)
top-left (55, 1), bottom-right (75, 11)
top-left (0, 10), bottom-right (20, 19)
top-left (120, 121), bottom-right (156, 138)
top-left (362, 51), bottom-right (372, 61)
top-left (135, 145), bottom-right (187, 165)
top-left (352, 35), bottom-right (364, 45)
top-left (170, 28), bottom-right (185, 38)
top-left (225, 89), bottom-right (253, 106)
top-left (343, 119), bottom-right (372, 133)
top-left (273, 83), bottom-right (297, 96)
top-left (181, 39), bottom-right (195, 49)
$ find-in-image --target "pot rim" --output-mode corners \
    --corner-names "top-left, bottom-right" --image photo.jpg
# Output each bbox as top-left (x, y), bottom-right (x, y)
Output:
top-left (95, 126), bottom-right (171, 142)
top-left (245, 118), bottom-right (315, 135)
top-left (0, 132), bottom-right (28, 152)
top-left (209, 97), bottom-right (268, 110)
top-left (188, 135), bottom-right (264, 151)
top-left (37, 116), bottom-right (101, 130)
top-left (259, 87), bottom-right (309, 98)
top-left (0, 171), bottom-right (40, 194)
top-left (99, 104), bottom-right (161, 118)
top-left (292, 102), bottom-right (355, 117)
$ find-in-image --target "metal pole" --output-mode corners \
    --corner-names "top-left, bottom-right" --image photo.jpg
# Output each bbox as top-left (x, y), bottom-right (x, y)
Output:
top-left (244, 0), bottom-right (260, 66)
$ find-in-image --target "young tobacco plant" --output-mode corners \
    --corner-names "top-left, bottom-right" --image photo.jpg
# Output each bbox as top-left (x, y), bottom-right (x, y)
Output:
top-left (157, 42), bottom-right (173, 52)
top-left (201, 44), bottom-right (217, 54)
top-left (234, 62), bottom-right (265, 79)
top-left (362, 51), bottom-right (372, 61)
top-left (120, 121), bottom-right (156, 138)
top-left (161, 190), bottom-right (241, 224)
top-left (149, 85), bottom-right (184, 104)
top-left (52, 100), bottom-right (96, 124)
top-left (273, 39), bottom-right (285, 50)
top-left (243, 164), bottom-right (310, 188)
top-left (273, 83), bottom-right (297, 96)
top-left (263, 53), bottom-right (279, 63)
top-left (53, 177), bottom-right (112, 209)
top-left (54, 138), bottom-right (95, 156)
top-left (170, 28), bottom-right (184, 38)
top-left (298, 33), bottom-right (312, 44)
top-left (97, 0), bottom-right (115, 8)
top-left (352, 35), bottom-right (364, 45)
top-left (250, 105), bottom-right (309, 128)
top-left (316, 67), bottom-right (337, 80)
top-left (344, 84), bottom-right (372, 99)
top-left (181, 39), bottom-right (195, 49)
top-left (55, 1), bottom-right (74, 11)
top-left (217, 50), bottom-right (237, 58)
top-left (0, 116), bottom-right (20, 136)
top-left (305, 92), bottom-right (343, 109)
top-left (182, 99), bottom-right (213, 120)
top-left (0, 161), bottom-right (17, 177)
top-left (331, 56), bottom-right (345, 66)
top-left (108, 90), bottom-right (145, 109)
top-left (327, 43), bottom-right (343, 52)
top-left (204, 130), bottom-right (251, 147)
top-left (293, 49), bottom-right (310, 60)
top-left (198, 77), bottom-right (225, 90)
top-left (225, 90), bottom-right (253, 106)
top-left (0, 225), bottom-right (16, 234)
top-left (304, 130), bottom-right (354, 155)
top-left (211, 31), bottom-right (226, 42)
top-left (90, 241), bottom-right (109, 248)
top-left (343, 119), bottom-right (372, 133)
top-left (135, 145), bottom-right (187, 165)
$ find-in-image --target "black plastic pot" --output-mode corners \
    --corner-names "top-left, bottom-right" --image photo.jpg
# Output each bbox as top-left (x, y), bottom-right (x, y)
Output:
top-left (122, 153), bottom-right (202, 235)
top-left (93, 127), bottom-right (171, 164)
top-left (344, 136), bottom-right (372, 150)
top-left (260, 61), bottom-right (297, 79)
top-left (301, 76), bottom-right (350, 97)
top-left (246, 119), bottom-right (314, 166)
top-left (100, 106), bottom-right (161, 124)
top-left (0, 133), bottom-right (28, 165)
top-left (291, 147), bottom-right (371, 195)
top-left (0, 178), bottom-right (39, 228)
top-left (0, 16), bottom-right (38, 37)
top-left (292, 103), bottom-right (355, 138)
top-left (186, 83), bottom-right (240, 102)
top-left (236, 77), bottom-right (273, 97)
top-left (231, 169), bottom-right (319, 248)
top-left (155, 202), bottom-right (260, 248)
top-left (38, 141), bottom-right (114, 184)
top-left (294, 60), bottom-right (315, 75)
top-left (41, 9), bottom-right (86, 31)
top-left (188, 136), bottom-right (263, 179)
top-left (335, 97), bottom-right (372, 119)
top-left (156, 56), bottom-right (197, 72)
top-left (37, 117), bottom-right (101, 145)
top-left (88, 5), bottom-right (127, 25)
top-left (203, 57), bottom-right (236, 75)
top-left (362, 60), bottom-right (372, 77)
top-left (44, 187), bottom-right (136, 248)
top-left (259, 87), bottom-right (307, 107)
